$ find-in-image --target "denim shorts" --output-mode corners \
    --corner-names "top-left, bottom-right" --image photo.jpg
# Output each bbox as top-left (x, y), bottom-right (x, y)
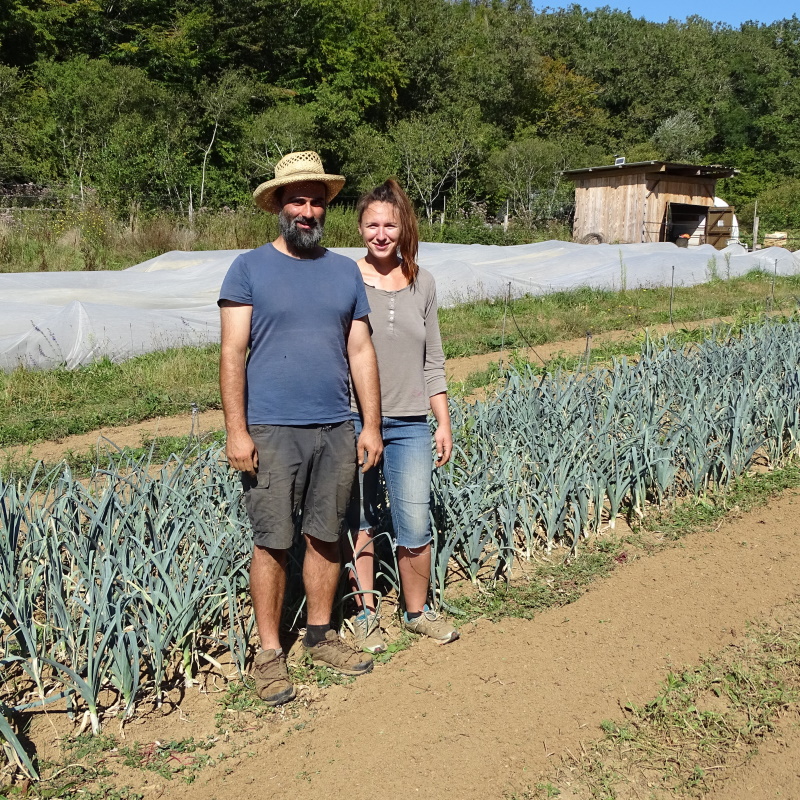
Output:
top-left (347, 414), bottom-right (433, 550)
top-left (242, 421), bottom-right (357, 549)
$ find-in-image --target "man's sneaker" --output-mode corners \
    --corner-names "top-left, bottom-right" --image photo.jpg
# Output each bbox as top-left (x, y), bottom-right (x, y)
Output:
top-left (351, 609), bottom-right (387, 654)
top-left (304, 629), bottom-right (374, 676)
top-left (402, 606), bottom-right (459, 644)
top-left (251, 648), bottom-right (296, 706)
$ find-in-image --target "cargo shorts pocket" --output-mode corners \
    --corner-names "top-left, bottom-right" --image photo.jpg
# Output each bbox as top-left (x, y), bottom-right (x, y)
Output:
top-left (241, 469), bottom-right (269, 491)
top-left (336, 460), bottom-right (358, 522)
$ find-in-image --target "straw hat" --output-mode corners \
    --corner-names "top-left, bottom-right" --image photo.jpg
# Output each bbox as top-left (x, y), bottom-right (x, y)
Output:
top-left (253, 151), bottom-right (345, 213)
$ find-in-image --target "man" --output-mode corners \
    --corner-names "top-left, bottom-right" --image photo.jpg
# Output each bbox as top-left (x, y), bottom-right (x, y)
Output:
top-left (218, 151), bottom-right (383, 706)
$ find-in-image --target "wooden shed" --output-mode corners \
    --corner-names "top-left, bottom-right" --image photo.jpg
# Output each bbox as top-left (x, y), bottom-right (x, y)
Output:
top-left (562, 161), bottom-right (738, 248)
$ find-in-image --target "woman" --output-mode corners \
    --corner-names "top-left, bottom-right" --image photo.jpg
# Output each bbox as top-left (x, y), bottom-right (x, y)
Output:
top-left (348, 179), bottom-right (458, 653)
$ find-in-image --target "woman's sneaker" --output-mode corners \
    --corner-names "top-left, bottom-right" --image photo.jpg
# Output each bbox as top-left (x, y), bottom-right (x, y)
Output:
top-left (402, 606), bottom-right (459, 644)
top-left (351, 609), bottom-right (387, 654)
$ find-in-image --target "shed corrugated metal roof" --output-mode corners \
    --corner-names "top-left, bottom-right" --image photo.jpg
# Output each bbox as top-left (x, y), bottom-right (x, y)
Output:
top-left (562, 161), bottom-right (737, 179)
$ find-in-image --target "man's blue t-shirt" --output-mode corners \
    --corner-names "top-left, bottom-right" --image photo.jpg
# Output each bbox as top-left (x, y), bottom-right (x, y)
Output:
top-left (218, 243), bottom-right (370, 425)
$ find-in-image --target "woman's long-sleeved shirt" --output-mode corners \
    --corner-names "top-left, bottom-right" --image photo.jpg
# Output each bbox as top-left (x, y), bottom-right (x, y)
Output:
top-left (350, 267), bottom-right (447, 417)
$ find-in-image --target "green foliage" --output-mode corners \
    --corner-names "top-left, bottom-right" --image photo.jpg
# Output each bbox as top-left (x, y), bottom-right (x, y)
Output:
top-left (2, 3), bottom-right (800, 231)
top-left (0, 345), bottom-right (223, 447)
top-left (484, 137), bottom-right (575, 220)
top-left (753, 178), bottom-right (800, 234)
top-left (389, 107), bottom-right (492, 220)
top-left (650, 110), bottom-right (706, 162)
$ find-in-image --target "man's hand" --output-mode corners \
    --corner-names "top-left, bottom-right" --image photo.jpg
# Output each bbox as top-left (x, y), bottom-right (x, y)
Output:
top-left (357, 424), bottom-right (383, 472)
top-left (226, 429), bottom-right (259, 476)
top-left (347, 317), bottom-right (382, 472)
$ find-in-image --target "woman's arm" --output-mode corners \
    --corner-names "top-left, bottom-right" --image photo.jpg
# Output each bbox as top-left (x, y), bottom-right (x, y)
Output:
top-left (429, 391), bottom-right (452, 467)
top-left (422, 275), bottom-right (447, 398)
top-left (422, 273), bottom-right (451, 466)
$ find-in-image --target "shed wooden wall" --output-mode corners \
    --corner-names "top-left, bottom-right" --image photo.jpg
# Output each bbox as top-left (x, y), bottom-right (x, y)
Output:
top-left (573, 174), bottom-right (644, 243)
top-left (572, 173), bottom-right (718, 243)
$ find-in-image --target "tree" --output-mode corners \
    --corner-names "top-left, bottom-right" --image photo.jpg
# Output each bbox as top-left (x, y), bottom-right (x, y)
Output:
top-left (197, 70), bottom-right (252, 207)
top-left (390, 109), bottom-right (489, 222)
top-left (651, 111), bottom-right (706, 162)
top-left (243, 103), bottom-right (318, 180)
top-left (0, 65), bottom-right (26, 175)
top-left (16, 57), bottom-right (194, 210)
top-left (485, 137), bottom-right (576, 222)
top-left (341, 125), bottom-right (399, 195)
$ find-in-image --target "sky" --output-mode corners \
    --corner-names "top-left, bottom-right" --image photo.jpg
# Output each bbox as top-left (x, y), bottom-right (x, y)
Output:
top-left (541, 1), bottom-right (797, 27)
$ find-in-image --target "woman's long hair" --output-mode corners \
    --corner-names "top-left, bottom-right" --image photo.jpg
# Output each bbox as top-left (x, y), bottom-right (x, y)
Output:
top-left (356, 178), bottom-right (419, 285)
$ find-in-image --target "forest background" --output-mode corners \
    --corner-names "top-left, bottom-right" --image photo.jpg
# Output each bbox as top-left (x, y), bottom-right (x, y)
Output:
top-left (1, 0), bottom-right (800, 248)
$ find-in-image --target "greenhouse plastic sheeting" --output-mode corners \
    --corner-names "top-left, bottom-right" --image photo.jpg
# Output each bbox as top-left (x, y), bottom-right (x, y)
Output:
top-left (1, 241), bottom-right (798, 370)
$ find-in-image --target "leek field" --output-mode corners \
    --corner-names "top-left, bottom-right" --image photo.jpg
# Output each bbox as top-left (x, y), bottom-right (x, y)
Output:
top-left (4, 317), bottom-right (800, 779)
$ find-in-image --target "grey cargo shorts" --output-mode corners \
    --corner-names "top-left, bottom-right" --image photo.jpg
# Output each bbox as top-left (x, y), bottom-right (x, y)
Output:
top-left (242, 421), bottom-right (357, 550)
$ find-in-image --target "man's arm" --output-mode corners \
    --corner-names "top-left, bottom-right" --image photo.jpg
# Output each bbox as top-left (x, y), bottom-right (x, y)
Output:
top-left (347, 317), bottom-right (383, 471)
top-left (219, 300), bottom-right (258, 476)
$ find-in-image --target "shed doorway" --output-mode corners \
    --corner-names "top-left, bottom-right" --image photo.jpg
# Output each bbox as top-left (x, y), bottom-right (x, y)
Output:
top-left (666, 202), bottom-right (708, 244)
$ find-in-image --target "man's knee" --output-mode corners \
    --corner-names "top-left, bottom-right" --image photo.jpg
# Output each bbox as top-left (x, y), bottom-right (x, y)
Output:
top-left (251, 544), bottom-right (288, 570)
top-left (304, 533), bottom-right (340, 564)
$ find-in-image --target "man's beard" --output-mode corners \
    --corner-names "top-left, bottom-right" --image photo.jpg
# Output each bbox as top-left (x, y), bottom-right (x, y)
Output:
top-left (279, 209), bottom-right (325, 251)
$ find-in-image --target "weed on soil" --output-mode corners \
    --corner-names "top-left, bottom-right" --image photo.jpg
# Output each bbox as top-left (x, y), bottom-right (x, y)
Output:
top-left (522, 604), bottom-right (800, 799)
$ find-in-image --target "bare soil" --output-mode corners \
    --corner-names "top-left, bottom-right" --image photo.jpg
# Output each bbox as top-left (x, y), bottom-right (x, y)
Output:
top-left (704, 709), bottom-right (800, 800)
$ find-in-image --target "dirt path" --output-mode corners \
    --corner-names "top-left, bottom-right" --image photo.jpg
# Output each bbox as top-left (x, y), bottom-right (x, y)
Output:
top-left (26, 485), bottom-right (800, 800)
top-left (704, 709), bottom-right (800, 800)
top-left (8, 316), bottom-right (735, 466)
top-left (176, 492), bottom-right (798, 800)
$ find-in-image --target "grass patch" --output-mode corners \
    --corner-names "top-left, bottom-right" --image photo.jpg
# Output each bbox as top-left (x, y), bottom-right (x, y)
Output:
top-left (3, 275), bottom-right (799, 449)
top-left (524, 607), bottom-right (800, 799)
top-left (1, 345), bottom-right (222, 447)
top-left (117, 737), bottom-right (215, 783)
top-left (288, 658), bottom-right (355, 689)
top-left (450, 541), bottom-right (624, 622)
top-left (439, 271), bottom-right (800, 358)
top-left (1, 207), bottom-right (564, 276)
top-left (645, 464), bottom-right (800, 540)
top-left (373, 630), bottom-right (416, 664)
top-left (1, 431), bottom-right (226, 477)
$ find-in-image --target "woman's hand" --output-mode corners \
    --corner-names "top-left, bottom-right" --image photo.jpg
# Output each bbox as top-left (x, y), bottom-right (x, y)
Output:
top-left (434, 424), bottom-right (453, 467)
top-left (430, 391), bottom-right (452, 468)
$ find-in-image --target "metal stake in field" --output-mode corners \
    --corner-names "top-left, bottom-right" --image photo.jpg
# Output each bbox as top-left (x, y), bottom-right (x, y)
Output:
top-left (499, 281), bottom-right (511, 369)
top-left (190, 402), bottom-right (199, 440)
top-left (670, 265), bottom-right (676, 329)
top-left (771, 259), bottom-right (778, 311)
top-left (584, 331), bottom-right (592, 371)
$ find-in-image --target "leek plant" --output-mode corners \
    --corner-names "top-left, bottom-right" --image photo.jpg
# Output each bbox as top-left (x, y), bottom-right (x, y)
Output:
top-left (4, 318), bottom-right (800, 778)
